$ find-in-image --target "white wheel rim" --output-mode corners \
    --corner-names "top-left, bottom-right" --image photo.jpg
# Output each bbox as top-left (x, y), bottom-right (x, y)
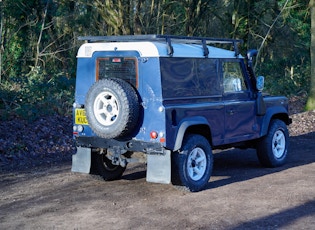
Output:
top-left (93, 91), bottom-right (119, 126)
top-left (187, 147), bottom-right (207, 181)
top-left (272, 130), bottom-right (286, 158)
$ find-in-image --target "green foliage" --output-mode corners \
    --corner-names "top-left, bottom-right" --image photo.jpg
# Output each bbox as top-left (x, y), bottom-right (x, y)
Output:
top-left (262, 64), bottom-right (311, 96)
top-left (0, 70), bottom-right (74, 121)
top-left (0, 0), bottom-right (312, 119)
top-left (253, 0), bottom-right (311, 97)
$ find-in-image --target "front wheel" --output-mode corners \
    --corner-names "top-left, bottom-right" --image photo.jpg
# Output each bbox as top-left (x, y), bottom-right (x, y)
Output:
top-left (256, 119), bottom-right (289, 167)
top-left (172, 134), bottom-right (213, 192)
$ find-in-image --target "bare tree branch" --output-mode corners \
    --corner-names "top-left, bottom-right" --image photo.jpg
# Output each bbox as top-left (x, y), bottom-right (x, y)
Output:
top-left (34, 0), bottom-right (49, 68)
top-left (255, 0), bottom-right (290, 69)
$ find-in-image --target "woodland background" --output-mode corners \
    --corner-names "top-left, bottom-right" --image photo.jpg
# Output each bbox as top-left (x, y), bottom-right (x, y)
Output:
top-left (0, 0), bottom-right (312, 120)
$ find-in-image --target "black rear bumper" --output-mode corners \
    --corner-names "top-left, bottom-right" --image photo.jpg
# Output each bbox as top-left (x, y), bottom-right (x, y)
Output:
top-left (75, 136), bottom-right (164, 154)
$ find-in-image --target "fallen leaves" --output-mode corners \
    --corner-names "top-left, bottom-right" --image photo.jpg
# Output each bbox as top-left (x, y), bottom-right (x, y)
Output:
top-left (0, 115), bottom-right (75, 170)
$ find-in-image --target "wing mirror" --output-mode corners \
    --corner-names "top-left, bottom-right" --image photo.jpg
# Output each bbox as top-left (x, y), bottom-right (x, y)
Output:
top-left (247, 49), bottom-right (258, 61)
top-left (256, 76), bottom-right (264, 91)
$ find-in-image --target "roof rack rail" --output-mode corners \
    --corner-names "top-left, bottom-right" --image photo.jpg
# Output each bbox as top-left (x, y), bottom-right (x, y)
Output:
top-left (78, 34), bottom-right (243, 57)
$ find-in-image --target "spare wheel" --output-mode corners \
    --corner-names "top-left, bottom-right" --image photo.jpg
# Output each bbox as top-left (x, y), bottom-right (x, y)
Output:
top-left (85, 78), bottom-right (140, 139)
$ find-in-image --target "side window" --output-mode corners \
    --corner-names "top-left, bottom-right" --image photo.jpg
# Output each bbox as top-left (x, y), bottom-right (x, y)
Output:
top-left (223, 61), bottom-right (247, 93)
top-left (161, 58), bottom-right (220, 98)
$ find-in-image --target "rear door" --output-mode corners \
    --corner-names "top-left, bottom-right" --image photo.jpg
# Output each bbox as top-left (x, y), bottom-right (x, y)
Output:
top-left (222, 59), bottom-right (258, 143)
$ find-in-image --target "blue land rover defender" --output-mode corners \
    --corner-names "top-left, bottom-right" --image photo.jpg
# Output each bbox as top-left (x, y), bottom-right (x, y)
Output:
top-left (72, 35), bottom-right (291, 192)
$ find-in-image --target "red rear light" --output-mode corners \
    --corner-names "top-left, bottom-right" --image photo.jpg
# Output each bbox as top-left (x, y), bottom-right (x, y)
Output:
top-left (150, 131), bottom-right (158, 139)
top-left (112, 57), bottom-right (122, 63)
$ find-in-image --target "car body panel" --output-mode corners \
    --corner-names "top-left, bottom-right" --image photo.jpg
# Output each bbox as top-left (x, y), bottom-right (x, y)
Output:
top-left (72, 35), bottom-right (291, 185)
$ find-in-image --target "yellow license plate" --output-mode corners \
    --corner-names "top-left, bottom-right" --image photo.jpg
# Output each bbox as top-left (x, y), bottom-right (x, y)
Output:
top-left (75, 109), bottom-right (88, 125)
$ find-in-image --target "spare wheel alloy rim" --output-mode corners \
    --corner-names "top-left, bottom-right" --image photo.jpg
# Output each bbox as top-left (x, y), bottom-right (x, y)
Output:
top-left (93, 91), bottom-right (120, 126)
top-left (272, 130), bottom-right (286, 159)
top-left (187, 147), bottom-right (207, 181)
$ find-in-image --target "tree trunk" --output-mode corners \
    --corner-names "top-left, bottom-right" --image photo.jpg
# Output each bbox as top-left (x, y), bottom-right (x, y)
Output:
top-left (307, 0), bottom-right (315, 110)
top-left (0, 0), bottom-right (3, 83)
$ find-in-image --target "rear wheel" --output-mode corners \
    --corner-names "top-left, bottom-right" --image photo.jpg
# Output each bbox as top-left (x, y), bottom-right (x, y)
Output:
top-left (94, 150), bottom-right (127, 181)
top-left (256, 119), bottom-right (289, 167)
top-left (172, 134), bottom-right (213, 192)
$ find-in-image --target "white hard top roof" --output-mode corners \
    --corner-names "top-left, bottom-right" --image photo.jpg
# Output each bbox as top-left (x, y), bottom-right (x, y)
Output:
top-left (77, 35), bottom-right (244, 59)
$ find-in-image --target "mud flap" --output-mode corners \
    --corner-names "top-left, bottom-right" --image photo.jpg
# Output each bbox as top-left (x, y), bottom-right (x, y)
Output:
top-left (71, 147), bottom-right (91, 174)
top-left (146, 150), bottom-right (171, 184)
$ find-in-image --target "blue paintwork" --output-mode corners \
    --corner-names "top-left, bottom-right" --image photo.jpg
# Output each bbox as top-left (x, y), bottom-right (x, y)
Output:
top-left (260, 97), bottom-right (290, 136)
top-left (164, 100), bottom-right (225, 150)
top-left (135, 56), bottom-right (166, 144)
top-left (73, 41), bottom-right (290, 153)
top-left (74, 51), bottom-right (167, 146)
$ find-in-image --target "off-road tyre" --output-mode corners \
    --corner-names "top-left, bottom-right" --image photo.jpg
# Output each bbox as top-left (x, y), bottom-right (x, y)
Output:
top-left (172, 134), bottom-right (213, 192)
top-left (256, 119), bottom-right (289, 167)
top-left (85, 78), bottom-right (140, 139)
top-left (94, 150), bottom-right (127, 181)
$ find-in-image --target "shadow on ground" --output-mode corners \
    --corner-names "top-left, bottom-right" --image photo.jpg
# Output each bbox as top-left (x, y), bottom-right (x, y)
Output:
top-left (207, 132), bottom-right (315, 190)
top-left (120, 132), bottom-right (315, 191)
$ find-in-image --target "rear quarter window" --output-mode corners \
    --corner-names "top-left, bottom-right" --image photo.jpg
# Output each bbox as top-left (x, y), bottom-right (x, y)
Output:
top-left (160, 58), bottom-right (220, 98)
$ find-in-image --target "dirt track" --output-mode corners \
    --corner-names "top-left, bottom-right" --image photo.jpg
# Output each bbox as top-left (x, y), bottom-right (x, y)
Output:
top-left (0, 129), bottom-right (314, 229)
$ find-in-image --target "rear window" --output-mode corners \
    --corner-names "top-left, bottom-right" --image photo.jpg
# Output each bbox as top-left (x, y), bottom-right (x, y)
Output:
top-left (96, 57), bottom-right (138, 87)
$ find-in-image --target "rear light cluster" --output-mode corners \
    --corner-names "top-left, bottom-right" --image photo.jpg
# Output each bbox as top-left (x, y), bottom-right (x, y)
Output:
top-left (150, 131), bottom-right (165, 143)
top-left (149, 106), bottom-right (166, 143)
top-left (73, 125), bottom-right (84, 134)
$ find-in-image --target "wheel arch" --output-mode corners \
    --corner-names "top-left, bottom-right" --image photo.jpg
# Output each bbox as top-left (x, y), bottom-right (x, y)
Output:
top-left (260, 106), bottom-right (291, 137)
top-left (173, 116), bottom-right (212, 151)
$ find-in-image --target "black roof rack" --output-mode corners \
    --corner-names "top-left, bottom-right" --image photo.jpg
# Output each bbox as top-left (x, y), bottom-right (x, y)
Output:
top-left (78, 34), bottom-right (243, 57)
